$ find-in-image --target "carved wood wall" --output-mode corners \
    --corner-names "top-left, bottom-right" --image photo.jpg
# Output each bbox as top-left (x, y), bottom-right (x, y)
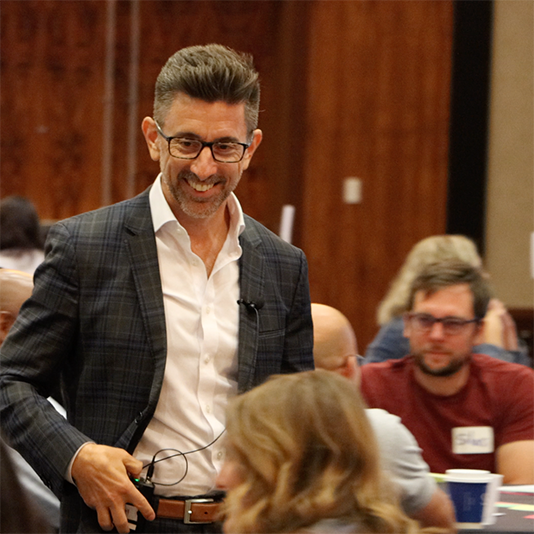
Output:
top-left (0, 0), bottom-right (453, 352)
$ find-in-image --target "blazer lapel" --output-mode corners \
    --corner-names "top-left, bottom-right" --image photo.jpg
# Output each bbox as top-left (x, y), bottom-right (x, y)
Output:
top-left (123, 191), bottom-right (167, 411)
top-left (237, 219), bottom-right (265, 393)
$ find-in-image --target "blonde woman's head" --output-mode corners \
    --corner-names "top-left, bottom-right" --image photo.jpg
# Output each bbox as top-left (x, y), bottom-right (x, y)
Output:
top-left (218, 370), bottom-right (417, 533)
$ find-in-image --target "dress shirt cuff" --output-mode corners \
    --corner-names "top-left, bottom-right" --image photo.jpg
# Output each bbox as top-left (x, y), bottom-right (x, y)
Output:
top-left (66, 441), bottom-right (95, 485)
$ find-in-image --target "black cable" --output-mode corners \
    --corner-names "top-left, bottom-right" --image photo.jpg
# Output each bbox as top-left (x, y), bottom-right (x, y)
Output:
top-left (141, 428), bottom-right (226, 486)
top-left (237, 298), bottom-right (262, 360)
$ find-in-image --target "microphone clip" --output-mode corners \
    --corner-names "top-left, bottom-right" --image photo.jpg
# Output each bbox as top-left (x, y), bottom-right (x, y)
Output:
top-left (237, 298), bottom-right (264, 312)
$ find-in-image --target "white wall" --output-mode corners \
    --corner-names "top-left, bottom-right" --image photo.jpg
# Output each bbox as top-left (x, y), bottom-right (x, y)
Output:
top-left (485, 0), bottom-right (533, 307)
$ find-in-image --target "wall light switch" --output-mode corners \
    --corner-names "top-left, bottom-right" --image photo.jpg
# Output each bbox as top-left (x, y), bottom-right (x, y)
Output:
top-left (343, 177), bottom-right (362, 204)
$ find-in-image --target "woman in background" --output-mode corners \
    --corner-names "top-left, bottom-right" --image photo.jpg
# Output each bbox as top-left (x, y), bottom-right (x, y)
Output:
top-left (364, 235), bottom-right (530, 366)
top-left (217, 370), bottom-right (446, 534)
top-left (0, 195), bottom-right (45, 274)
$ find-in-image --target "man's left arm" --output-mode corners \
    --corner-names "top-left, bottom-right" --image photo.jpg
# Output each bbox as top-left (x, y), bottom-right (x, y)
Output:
top-left (280, 249), bottom-right (314, 373)
top-left (496, 441), bottom-right (534, 484)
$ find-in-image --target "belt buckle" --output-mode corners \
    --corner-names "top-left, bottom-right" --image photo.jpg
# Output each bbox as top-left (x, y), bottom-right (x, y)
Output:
top-left (183, 498), bottom-right (214, 524)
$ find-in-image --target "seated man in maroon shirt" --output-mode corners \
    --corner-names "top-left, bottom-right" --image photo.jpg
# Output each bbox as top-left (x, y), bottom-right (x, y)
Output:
top-left (360, 259), bottom-right (534, 484)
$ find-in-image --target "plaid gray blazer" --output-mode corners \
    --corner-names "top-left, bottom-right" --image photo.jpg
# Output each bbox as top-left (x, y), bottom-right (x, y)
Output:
top-left (0, 187), bottom-right (313, 532)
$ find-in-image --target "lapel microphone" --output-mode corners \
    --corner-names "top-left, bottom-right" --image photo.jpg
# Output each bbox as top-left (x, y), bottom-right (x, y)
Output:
top-left (237, 298), bottom-right (263, 359)
top-left (237, 298), bottom-right (265, 312)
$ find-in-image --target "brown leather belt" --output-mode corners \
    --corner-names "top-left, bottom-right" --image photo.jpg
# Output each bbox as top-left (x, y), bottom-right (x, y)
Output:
top-left (156, 497), bottom-right (222, 524)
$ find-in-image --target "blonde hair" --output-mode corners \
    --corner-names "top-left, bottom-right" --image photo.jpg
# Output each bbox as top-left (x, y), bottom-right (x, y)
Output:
top-left (222, 370), bottom-right (423, 534)
top-left (377, 235), bottom-right (482, 325)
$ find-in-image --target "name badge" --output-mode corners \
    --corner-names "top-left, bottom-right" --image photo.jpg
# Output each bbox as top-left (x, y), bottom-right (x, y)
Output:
top-left (452, 426), bottom-right (494, 454)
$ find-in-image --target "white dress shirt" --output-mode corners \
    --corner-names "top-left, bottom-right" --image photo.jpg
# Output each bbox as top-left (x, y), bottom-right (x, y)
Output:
top-left (133, 175), bottom-right (244, 496)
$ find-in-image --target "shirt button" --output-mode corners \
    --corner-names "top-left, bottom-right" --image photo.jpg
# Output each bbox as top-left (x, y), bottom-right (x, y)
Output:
top-left (217, 451), bottom-right (223, 460)
top-left (206, 405), bottom-right (211, 413)
top-left (206, 306), bottom-right (211, 314)
top-left (204, 355), bottom-right (210, 364)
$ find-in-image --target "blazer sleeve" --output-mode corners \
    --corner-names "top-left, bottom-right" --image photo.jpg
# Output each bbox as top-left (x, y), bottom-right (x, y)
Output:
top-left (280, 247), bottom-right (314, 374)
top-left (0, 222), bottom-right (91, 496)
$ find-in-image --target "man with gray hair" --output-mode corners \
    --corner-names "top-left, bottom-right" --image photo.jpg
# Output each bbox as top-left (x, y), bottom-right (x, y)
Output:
top-left (361, 260), bottom-right (534, 484)
top-left (0, 44), bottom-right (313, 533)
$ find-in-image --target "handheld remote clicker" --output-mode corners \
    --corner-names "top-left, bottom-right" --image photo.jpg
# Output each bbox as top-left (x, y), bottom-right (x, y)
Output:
top-left (126, 477), bottom-right (155, 533)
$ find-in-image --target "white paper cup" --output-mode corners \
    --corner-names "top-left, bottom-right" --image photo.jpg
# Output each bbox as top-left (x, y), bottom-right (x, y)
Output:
top-left (446, 469), bottom-right (491, 479)
top-left (445, 469), bottom-right (494, 528)
top-left (482, 473), bottom-right (504, 525)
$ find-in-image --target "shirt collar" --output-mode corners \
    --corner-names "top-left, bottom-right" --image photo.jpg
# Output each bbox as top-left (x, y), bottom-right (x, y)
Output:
top-left (149, 174), bottom-right (246, 237)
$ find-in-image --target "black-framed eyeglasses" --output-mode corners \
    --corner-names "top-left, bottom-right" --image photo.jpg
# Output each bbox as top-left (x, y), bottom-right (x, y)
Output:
top-left (154, 120), bottom-right (250, 163)
top-left (406, 312), bottom-right (480, 335)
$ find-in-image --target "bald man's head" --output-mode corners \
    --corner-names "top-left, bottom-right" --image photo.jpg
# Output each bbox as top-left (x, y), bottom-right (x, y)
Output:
top-left (0, 269), bottom-right (33, 344)
top-left (311, 303), bottom-right (359, 383)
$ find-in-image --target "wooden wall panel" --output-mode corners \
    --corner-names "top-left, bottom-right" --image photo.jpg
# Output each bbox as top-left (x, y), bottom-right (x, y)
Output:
top-left (1, 0), bottom-right (454, 354)
top-left (116, 0), bottom-right (310, 231)
top-left (0, 0), bottom-right (108, 220)
top-left (1, 0), bottom-right (308, 230)
top-left (301, 1), bottom-right (453, 351)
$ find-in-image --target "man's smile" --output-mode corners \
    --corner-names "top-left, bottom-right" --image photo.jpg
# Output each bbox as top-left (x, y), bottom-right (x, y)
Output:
top-left (187, 179), bottom-right (216, 192)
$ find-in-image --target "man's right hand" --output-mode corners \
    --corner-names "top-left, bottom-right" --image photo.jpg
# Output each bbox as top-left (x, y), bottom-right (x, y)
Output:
top-left (71, 443), bottom-right (156, 533)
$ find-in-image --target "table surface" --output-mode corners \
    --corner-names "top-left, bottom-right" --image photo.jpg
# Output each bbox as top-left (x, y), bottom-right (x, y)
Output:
top-left (460, 488), bottom-right (534, 534)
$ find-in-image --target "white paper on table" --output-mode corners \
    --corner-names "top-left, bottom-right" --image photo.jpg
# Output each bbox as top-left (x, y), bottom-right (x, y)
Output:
top-left (499, 485), bottom-right (534, 494)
